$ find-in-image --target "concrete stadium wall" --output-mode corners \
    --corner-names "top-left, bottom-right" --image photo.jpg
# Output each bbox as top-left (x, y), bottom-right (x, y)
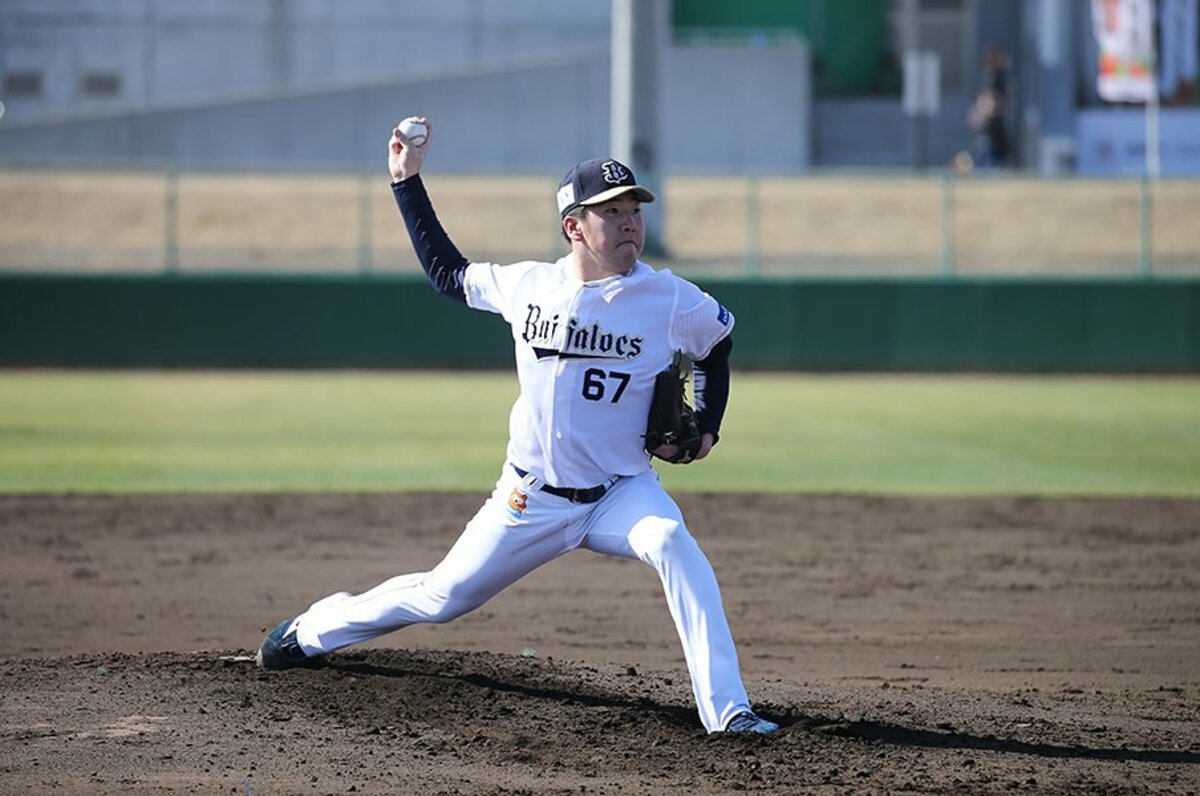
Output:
top-left (813, 95), bottom-right (975, 169)
top-left (0, 0), bottom-right (612, 118)
top-left (0, 46), bottom-right (811, 173)
top-left (0, 53), bottom-right (612, 173)
top-left (2, 275), bottom-right (1196, 371)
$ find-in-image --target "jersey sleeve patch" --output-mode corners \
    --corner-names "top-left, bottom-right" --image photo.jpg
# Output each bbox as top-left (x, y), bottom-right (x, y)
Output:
top-left (717, 304), bottom-right (731, 326)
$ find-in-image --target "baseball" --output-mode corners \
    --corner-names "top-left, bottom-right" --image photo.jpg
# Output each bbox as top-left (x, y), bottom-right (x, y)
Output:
top-left (398, 118), bottom-right (427, 147)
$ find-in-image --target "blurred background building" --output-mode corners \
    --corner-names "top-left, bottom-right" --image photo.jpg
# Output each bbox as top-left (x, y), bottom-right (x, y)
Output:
top-left (1, 0), bottom-right (1196, 175)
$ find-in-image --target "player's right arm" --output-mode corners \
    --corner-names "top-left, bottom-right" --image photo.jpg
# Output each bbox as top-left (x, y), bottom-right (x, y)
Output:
top-left (388, 117), bottom-right (469, 304)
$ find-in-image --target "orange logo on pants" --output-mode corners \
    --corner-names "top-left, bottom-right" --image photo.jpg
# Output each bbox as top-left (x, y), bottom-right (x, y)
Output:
top-left (507, 488), bottom-right (528, 517)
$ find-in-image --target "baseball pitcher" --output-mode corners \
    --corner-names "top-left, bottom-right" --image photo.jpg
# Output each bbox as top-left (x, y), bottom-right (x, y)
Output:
top-left (256, 116), bottom-right (778, 735)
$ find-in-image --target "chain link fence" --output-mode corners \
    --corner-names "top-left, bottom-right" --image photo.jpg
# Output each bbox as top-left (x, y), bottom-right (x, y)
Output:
top-left (2, 166), bottom-right (1197, 277)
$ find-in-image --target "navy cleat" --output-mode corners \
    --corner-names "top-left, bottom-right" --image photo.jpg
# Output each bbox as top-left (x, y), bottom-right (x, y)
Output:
top-left (725, 710), bottom-right (780, 734)
top-left (256, 617), bottom-right (316, 670)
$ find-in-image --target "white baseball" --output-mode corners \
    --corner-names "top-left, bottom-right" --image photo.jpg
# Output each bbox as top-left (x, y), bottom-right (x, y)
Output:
top-left (398, 118), bottom-right (428, 147)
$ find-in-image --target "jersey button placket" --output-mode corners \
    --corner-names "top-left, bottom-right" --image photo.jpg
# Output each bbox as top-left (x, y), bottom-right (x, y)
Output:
top-left (552, 288), bottom-right (585, 451)
top-left (553, 358), bottom-right (569, 442)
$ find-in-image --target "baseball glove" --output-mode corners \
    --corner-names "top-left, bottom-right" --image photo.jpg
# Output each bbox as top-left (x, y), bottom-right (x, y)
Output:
top-left (644, 352), bottom-right (704, 464)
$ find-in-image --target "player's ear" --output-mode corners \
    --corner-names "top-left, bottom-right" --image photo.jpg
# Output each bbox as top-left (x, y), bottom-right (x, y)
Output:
top-left (563, 214), bottom-right (584, 243)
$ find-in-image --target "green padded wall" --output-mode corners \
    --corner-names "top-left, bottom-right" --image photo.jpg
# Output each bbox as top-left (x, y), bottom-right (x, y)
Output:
top-left (1, 275), bottom-right (1196, 371)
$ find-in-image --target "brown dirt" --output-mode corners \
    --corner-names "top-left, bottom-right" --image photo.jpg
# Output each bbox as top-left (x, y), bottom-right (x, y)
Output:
top-left (1, 493), bottom-right (1198, 794)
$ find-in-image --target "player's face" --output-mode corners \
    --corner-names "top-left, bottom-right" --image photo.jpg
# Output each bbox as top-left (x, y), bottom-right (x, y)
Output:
top-left (577, 195), bottom-right (644, 272)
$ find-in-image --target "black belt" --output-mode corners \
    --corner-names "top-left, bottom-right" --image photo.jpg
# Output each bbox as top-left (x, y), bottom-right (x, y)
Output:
top-left (512, 465), bottom-right (610, 504)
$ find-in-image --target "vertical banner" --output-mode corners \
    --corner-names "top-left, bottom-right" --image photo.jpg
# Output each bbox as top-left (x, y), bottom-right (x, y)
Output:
top-left (1092, 0), bottom-right (1157, 102)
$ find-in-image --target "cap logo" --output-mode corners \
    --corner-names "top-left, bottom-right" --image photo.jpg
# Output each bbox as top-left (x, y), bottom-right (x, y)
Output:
top-left (556, 183), bottom-right (576, 213)
top-left (601, 160), bottom-right (630, 185)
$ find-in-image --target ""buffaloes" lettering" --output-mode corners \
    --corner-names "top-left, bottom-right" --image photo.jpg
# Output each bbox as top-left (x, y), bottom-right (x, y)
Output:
top-left (522, 304), bottom-right (642, 360)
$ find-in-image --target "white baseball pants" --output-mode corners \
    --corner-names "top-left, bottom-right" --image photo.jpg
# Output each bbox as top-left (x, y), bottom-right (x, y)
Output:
top-left (293, 466), bottom-right (751, 732)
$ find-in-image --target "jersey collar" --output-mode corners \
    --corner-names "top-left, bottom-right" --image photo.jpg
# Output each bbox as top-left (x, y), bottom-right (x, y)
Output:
top-left (558, 257), bottom-right (652, 287)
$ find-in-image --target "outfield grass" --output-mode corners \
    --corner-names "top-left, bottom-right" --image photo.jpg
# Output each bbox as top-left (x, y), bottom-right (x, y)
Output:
top-left (1, 371), bottom-right (1197, 496)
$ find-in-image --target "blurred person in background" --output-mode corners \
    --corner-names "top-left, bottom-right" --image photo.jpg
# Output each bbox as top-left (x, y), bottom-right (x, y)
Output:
top-left (967, 45), bottom-right (1012, 169)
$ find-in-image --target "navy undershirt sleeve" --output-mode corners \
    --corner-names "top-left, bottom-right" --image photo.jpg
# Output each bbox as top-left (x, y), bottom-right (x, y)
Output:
top-left (692, 334), bottom-right (733, 444)
top-left (392, 175), bottom-right (468, 303)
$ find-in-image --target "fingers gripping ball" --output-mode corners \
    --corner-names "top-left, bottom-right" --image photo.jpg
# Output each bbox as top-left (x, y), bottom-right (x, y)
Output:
top-left (397, 118), bottom-right (428, 147)
top-left (644, 353), bottom-right (705, 465)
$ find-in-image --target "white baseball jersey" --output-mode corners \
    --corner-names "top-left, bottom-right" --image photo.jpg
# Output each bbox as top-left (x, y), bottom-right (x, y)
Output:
top-left (463, 257), bottom-right (734, 488)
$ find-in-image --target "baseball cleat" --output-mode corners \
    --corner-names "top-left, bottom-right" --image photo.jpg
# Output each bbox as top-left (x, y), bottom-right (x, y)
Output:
top-left (256, 617), bottom-right (315, 670)
top-left (724, 710), bottom-right (780, 734)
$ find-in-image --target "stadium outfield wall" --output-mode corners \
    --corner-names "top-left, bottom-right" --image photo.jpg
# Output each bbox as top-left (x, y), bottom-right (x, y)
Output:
top-left (1, 275), bottom-right (1196, 371)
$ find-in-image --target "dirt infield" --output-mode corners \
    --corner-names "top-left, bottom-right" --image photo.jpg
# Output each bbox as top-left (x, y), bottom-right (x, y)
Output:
top-left (2, 493), bottom-right (1198, 793)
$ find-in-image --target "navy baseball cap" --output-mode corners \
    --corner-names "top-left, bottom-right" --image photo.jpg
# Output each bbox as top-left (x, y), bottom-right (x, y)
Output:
top-left (556, 158), bottom-right (656, 219)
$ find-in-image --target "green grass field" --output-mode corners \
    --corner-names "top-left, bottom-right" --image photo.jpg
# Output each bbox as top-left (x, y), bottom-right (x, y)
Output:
top-left (1, 371), bottom-right (1197, 496)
